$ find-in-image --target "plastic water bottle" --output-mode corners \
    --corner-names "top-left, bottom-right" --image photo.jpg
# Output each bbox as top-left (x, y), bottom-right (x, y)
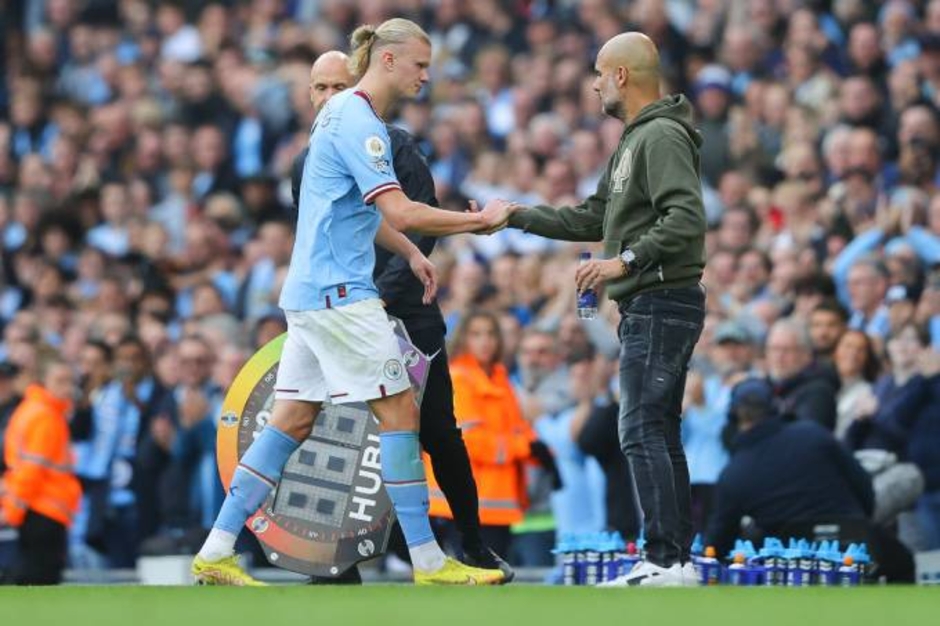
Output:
top-left (577, 252), bottom-right (598, 320)
top-left (573, 536), bottom-right (587, 585)
top-left (726, 540), bottom-right (762, 585)
top-left (785, 539), bottom-right (803, 586)
top-left (612, 534), bottom-right (629, 579)
top-left (584, 535), bottom-right (601, 586)
top-left (699, 546), bottom-right (721, 585)
top-left (554, 534), bottom-right (577, 586)
top-left (601, 533), bottom-right (624, 582)
top-left (727, 552), bottom-right (747, 585)
top-left (839, 556), bottom-right (860, 587)
top-left (621, 541), bottom-right (641, 577)
top-left (759, 538), bottom-right (786, 586)
top-left (844, 543), bottom-right (870, 585)
top-left (785, 538), bottom-right (814, 586)
top-left (815, 540), bottom-right (841, 586)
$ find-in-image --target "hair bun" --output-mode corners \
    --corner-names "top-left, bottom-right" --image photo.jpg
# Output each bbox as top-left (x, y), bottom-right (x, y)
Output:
top-left (351, 24), bottom-right (377, 48)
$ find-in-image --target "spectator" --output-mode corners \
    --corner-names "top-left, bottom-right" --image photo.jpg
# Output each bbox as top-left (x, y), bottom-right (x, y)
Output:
top-left (513, 328), bottom-right (571, 422)
top-left (576, 352), bottom-right (641, 540)
top-left (1, 359), bottom-right (82, 585)
top-left (70, 340), bottom-right (117, 569)
top-left (833, 329), bottom-right (881, 439)
top-left (154, 334), bottom-right (223, 536)
top-left (844, 323), bottom-right (934, 529)
top-left (846, 323), bottom-right (934, 457)
top-left (112, 335), bottom-right (169, 559)
top-left (428, 311), bottom-right (539, 562)
top-left (706, 377), bottom-right (912, 582)
top-left (236, 218), bottom-right (294, 323)
top-left (0, 362), bottom-right (23, 474)
top-left (766, 318), bottom-right (839, 430)
top-left (904, 346), bottom-right (940, 551)
top-left (693, 64), bottom-right (733, 187)
top-left (534, 347), bottom-right (606, 539)
top-left (707, 377), bottom-right (874, 553)
top-left (885, 283), bottom-right (920, 336)
top-left (843, 258), bottom-right (892, 341)
top-left (681, 367), bottom-right (729, 536)
top-left (809, 298), bottom-right (849, 365)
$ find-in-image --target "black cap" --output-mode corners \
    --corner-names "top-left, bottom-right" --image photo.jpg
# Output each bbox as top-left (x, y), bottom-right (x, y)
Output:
top-left (728, 378), bottom-right (776, 416)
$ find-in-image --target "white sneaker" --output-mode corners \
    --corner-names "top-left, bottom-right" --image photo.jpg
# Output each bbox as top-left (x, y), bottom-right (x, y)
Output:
top-left (681, 562), bottom-right (699, 587)
top-left (597, 560), bottom-right (684, 587)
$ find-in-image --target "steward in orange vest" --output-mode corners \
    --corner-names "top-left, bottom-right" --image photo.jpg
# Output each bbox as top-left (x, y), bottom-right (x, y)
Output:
top-left (428, 352), bottom-right (536, 527)
top-left (1, 361), bottom-right (81, 585)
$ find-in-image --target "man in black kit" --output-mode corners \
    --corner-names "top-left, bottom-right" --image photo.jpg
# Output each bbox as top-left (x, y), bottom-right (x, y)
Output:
top-left (291, 51), bottom-right (512, 583)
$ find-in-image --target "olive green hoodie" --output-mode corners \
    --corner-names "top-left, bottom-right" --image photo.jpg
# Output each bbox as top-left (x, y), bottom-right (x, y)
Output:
top-left (508, 94), bottom-right (706, 303)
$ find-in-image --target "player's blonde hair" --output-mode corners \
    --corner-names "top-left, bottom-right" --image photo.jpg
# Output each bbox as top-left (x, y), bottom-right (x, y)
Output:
top-left (348, 18), bottom-right (431, 78)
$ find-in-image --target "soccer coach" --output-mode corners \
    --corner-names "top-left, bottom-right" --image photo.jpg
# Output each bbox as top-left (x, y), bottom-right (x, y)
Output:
top-left (505, 32), bottom-right (706, 587)
top-left (291, 51), bottom-right (511, 582)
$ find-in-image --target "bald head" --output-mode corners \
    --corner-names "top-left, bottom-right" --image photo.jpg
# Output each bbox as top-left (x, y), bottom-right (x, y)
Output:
top-left (599, 32), bottom-right (660, 79)
top-left (310, 50), bottom-right (354, 113)
top-left (593, 32), bottom-right (661, 121)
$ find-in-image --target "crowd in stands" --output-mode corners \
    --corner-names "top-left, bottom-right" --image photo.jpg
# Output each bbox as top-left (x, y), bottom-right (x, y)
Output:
top-left (1, 0), bottom-right (939, 577)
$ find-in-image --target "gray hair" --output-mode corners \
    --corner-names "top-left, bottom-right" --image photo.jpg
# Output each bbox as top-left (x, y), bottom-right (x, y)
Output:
top-left (768, 317), bottom-right (813, 353)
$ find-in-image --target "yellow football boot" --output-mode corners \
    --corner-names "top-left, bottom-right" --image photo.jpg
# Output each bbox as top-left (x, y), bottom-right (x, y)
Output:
top-left (192, 555), bottom-right (267, 586)
top-left (414, 556), bottom-right (506, 586)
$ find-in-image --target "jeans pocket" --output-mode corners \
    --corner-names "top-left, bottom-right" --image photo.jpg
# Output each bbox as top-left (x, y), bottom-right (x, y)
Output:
top-left (657, 317), bottom-right (702, 374)
top-left (619, 312), bottom-right (650, 340)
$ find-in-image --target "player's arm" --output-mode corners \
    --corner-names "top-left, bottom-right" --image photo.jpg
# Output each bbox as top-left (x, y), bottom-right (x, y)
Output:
top-left (375, 217), bottom-right (423, 258)
top-left (375, 189), bottom-right (514, 236)
top-left (375, 219), bottom-right (438, 304)
top-left (335, 100), bottom-right (515, 236)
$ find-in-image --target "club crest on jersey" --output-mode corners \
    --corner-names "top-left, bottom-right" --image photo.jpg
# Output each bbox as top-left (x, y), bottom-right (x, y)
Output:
top-left (611, 147), bottom-right (633, 193)
top-left (383, 359), bottom-right (403, 380)
top-left (365, 136), bottom-right (386, 157)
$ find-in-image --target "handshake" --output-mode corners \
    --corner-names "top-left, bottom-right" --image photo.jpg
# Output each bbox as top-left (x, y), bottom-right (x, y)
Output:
top-left (470, 198), bottom-right (520, 234)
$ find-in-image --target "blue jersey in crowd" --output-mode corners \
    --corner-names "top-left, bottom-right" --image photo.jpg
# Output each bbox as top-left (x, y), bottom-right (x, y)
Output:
top-left (280, 89), bottom-right (402, 312)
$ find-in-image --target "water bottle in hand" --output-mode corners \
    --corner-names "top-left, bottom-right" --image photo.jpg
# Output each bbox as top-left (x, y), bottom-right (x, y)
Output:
top-left (577, 251), bottom-right (598, 320)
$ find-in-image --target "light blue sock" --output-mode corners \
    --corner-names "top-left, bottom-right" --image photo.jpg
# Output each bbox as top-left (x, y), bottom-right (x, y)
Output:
top-left (214, 425), bottom-right (298, 534)
top-left (380, 431), bottom-right (436, 548)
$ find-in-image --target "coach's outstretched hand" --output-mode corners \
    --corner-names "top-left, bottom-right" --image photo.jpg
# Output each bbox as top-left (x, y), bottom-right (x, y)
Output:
top-left (408, 251), bottom-right (438, 304)
top-left (476, 198), bottom-right (517, 234)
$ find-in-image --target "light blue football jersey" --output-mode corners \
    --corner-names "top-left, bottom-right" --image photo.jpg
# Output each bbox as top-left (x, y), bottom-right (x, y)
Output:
top-left (279, 89), bottom-right (401, 311)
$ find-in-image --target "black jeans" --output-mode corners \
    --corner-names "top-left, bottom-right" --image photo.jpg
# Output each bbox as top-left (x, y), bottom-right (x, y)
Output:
top-left (617, 286), bottom-right (705, 567)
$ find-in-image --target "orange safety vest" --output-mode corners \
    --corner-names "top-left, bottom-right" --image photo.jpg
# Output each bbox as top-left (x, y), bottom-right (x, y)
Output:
top-left (2, 385), bottom-right (82, 528)
top-left (427, 353), bottom-right (535, 526)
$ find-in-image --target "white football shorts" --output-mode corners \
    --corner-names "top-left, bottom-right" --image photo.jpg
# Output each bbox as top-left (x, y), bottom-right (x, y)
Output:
top-left (274, 298), bottom-right (411, 404)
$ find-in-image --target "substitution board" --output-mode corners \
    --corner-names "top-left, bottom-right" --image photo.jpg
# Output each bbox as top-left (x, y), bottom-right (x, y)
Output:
top-left (217, 317), bottom-right (430, 577)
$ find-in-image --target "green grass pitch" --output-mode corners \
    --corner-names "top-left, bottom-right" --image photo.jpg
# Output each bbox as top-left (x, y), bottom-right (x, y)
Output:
top-left (0, 586), bottom-right (935, 626)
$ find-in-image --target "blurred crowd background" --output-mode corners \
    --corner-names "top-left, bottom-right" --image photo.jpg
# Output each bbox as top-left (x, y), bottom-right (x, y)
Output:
top-left (1, 0), bottom-right (939, 577)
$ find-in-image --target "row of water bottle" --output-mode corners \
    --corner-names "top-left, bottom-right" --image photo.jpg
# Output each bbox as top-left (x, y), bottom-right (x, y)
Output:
top-left (553, 533), bottom-right (869, 586)
top-left (696, 537), bottom-right (869, 587)
top-left (553, 532), bottom-right (643, 585)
